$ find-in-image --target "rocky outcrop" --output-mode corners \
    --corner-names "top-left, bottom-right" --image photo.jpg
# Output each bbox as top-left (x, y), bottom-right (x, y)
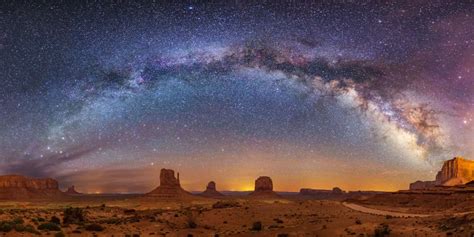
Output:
top-left (0, 175), bottom-right (63, 199)
top-left (64, 185), bottom-right (81, 195)
top-left (300, 187), bottom-right (347, 199)
top-left (409, 180), bottom-right (436, 190)
top-left (146, 168), bottom-right (193, 199)
top-left (249, 176), bottom-right (279, 197)
top-left (408, 157), bottom-right (474, 190)
top-left (254, 176), bottom-right (273, 192)
top-left (435, 157), bottom-right (474, 185)
top-left (332, 187), bottom-right (344, 194)
top-left (200, 181), bottom-right (224, 197)
top-left (160, 169), bottom-right (180, 187)
top-left (300, 187), bottom-right (346, 195)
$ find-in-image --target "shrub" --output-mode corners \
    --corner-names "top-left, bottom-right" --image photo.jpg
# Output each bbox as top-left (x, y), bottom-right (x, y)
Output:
top-left (374, 223), bottom-right (391, 237)
top-left (212, 201), bottom-right (240, 209)
top-left (24, 225), bottom-right (40, 234)
top-left (50, 216), bottom-right (61, 225)
top-left (187, 219), bottom-right (197, 229)
top-left (85, 223), bottom-right (104, 231)
top-left (63, 207), bottom-right (85, 224)
top-left (37, 222), bottom-right (61, 231)
top-left (14, 223), bottom-right (26, 232)
top-left (12, 217), bottom-right (24, 224)
top-left (185, 210), bottom-right (197, 229)
top-left (124, 209), bottom-right (136, 215)
top-left (273, 218), bottom-right (284, 224)
top-left (0, 222), bottom-right (12, 232)
top-left (251, 221), bottom-right (262, 231)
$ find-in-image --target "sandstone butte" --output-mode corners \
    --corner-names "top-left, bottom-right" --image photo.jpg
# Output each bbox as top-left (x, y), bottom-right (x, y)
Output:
top-left (410, 157), bottom-right (474, 190)
top-left (0, 175), bottom-right (63, 199)
top-left (249, 176), bottom-right (280, 198)
top-left (200, 181), bottom-right (224, 197)
top-left (146, 168), bottom-right (194, 199)
top-left (64, 185), bottom-right (82, 195)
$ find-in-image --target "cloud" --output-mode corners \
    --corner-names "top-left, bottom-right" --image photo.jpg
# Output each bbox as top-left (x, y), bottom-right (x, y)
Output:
top-left (0, 145), bottom-right (100, 178)
top-left (55, 167), bottom-right (158, 193)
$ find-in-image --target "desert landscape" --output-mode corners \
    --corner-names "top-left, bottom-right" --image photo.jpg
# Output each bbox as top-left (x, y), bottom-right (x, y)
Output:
top-left (0, 157), bottom-right (474, 236)
top-left (1, 1), bottom-right (473, 237)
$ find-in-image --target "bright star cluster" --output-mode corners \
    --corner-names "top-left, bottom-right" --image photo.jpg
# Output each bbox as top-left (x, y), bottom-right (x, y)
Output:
top-left (0, 1), bottom-right (472, 193)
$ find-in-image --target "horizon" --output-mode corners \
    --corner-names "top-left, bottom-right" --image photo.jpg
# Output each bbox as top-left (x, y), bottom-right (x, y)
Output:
top-left (1, 1), bottom-right (473, 194)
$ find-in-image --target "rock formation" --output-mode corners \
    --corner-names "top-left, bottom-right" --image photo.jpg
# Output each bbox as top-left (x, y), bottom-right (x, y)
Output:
top-left (64, 185), bottom-right (81, 195)
top-left (409, 180), bottom-right (436, 190)
top-left (146, 168), bottom-right (193, 199)
top-left (200, 181), bottom-right (224, 197)
top-left (300, 187), bottom-right (347, 199)
top-left (300, 187), bottom-right (346, 195)
top-left (249, 176), bottom-right (279, 197)
top-left (332, 187), bottom-right (344, 194)
top-left (0, 175), bottom-right (63, 199)
top-left (409, 157), bottom-right (474, 190)
top-left (435, 157), bottom-right (474, 185)
top-left (254, 176), bottom-right (273, 192)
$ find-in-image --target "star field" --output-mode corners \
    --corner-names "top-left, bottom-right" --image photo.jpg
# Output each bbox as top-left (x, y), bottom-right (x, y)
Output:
top-left (0, 1), bottom-right (473, 193)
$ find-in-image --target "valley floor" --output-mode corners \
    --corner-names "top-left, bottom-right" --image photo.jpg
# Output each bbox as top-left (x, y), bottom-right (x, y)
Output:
top-left (1, 194), bottom-right (472, 236)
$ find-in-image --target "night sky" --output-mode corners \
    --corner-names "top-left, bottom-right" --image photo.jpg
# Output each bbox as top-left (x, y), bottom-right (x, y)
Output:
top-left (0, 1), bottom-right (472, 193)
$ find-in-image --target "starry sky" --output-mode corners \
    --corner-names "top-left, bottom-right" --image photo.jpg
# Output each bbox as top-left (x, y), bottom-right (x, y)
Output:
top-left (0, 1), bottom-right (473, 193)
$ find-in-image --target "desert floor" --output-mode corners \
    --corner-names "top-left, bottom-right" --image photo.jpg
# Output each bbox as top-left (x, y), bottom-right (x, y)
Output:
top-left (0, 195), bottom-right (473, 237)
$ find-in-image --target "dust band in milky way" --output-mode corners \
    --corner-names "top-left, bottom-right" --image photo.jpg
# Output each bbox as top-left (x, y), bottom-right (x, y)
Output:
top-left (66, 42), bottom-right (448, 161)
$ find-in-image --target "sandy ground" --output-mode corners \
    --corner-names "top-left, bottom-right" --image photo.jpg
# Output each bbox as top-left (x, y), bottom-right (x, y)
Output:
top-left (1, 194), bottom-right (472, 237)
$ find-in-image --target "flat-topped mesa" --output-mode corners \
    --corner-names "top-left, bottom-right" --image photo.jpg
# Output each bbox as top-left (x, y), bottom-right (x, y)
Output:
top-left (64, 185), bottom-right (81, 195)
top-left (0, 175), bottom-right (63, 199)
top-left (249, 176), bottom-right (279, 198)
top-left (409, 157), bottom-right (474, 190)
top-left (299, 187), bottom-right (348, 200)
top-left (255, 176), bottom-right (273, 192)
top-left (409, 180), bottom-right (437, 190)
top-left (436, 157), bottom-right (474, 185)
top-left (146, 168), bottom-right (192, 199)
top-left (300, 187), bottom-right (346, 196)
top-left (200, 181), bottom-right (224, 197)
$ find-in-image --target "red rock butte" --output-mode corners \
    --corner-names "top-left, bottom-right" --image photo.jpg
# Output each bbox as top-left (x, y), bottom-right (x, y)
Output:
top-left (146, 168), bottom-right (193, 199)
top-left (64, 185), bottom-right (81, 195)
top-left (249, 176), bottom-right (280, 198)
top-left (200, 181), bottom-right (224, 197)
top-left (0, 175), bottom-right (63, 199)
top-left (410, 157), bottom-right (474, 190)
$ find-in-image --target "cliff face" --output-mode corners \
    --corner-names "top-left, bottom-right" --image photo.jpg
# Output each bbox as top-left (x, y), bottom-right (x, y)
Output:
top-left (200, 181), bottom-right (224, 197)
top-left (159, 169), bottom-right (180, 187)
top-left (0, 175), bottom-right (58, 189)
top-left (146, 168), bottom-right (193, 199)
top-left (435, 157), bottom-right (474, 185)
top-left (249, 176), bottom-right (279, 198)
top-left (64, 185), bottom-right (81, 195)
top-left (0, 175), bottom-right (63, 199)
top-left (409, 157), bottom-right (474, 190)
